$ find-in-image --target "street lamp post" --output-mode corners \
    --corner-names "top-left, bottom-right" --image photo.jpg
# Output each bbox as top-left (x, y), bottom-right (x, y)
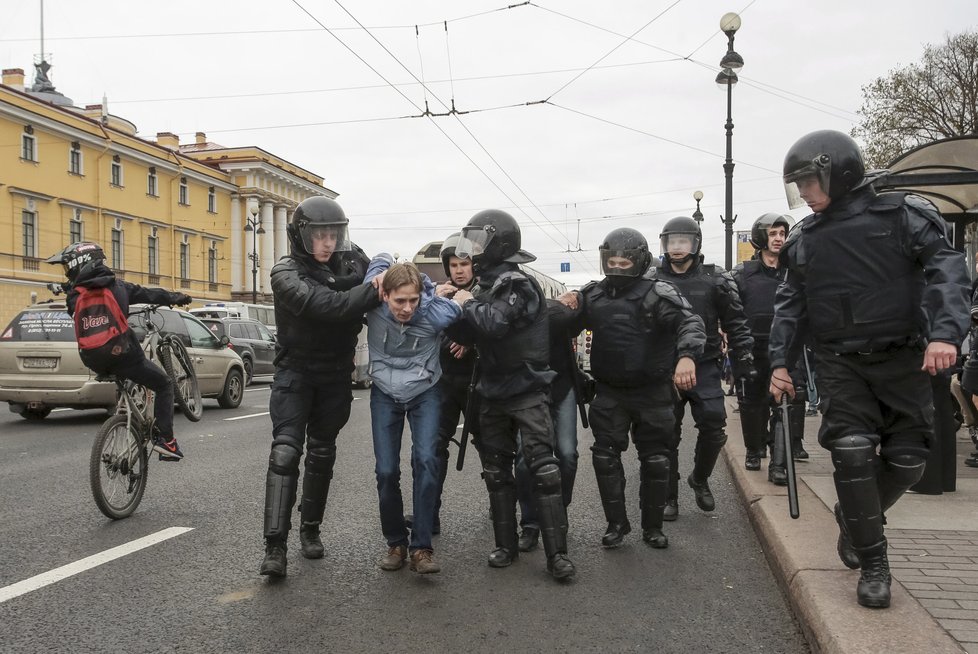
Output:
top-left (692, 190), bottom-right (704, 227)
top-left (243, 199), bottom-right (265, 304)
top-left (716, 12), bottom-right (743, 271)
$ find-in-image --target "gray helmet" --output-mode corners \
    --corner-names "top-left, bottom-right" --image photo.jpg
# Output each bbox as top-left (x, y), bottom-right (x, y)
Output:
top-left (288, 197), bottom-right (351, 256)
top-left (749, 213), bottom-right (794, 250)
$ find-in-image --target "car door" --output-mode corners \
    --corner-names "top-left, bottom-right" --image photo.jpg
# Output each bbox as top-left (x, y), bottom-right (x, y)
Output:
top-left (253, 322), bottom-right (277, 374)
top-left (181, 313), bottom-right (226, 395)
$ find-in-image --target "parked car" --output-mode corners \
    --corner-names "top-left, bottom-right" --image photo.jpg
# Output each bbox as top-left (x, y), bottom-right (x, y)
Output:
top-left (0, 301), bottom-right (246, 419)
top-left (199, 317), bottom-right (276, 385)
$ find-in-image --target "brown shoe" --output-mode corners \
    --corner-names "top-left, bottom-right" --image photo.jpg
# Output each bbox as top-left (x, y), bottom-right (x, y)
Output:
top-left (409, 548), bottom-right (441, 574)
top-left (378, 544), bottom-right (407, 571)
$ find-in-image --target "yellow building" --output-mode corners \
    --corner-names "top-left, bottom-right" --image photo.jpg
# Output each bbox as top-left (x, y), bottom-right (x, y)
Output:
top-left (0, 65), bottom-right (335, 325)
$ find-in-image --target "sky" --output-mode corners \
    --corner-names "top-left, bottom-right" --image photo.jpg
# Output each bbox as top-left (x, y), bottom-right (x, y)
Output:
top-left (2, 0), bottom-right (976, 285)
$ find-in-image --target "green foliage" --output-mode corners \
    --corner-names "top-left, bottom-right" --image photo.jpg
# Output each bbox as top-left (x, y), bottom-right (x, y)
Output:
top-left (852, 30), bottom-right (978, 169)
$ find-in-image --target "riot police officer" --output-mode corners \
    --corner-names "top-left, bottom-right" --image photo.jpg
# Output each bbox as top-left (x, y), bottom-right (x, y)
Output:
top-left (730, 213), bottom-right (808, 485)
top-left (655, 217), bottom-right (754, 519)
top-left (453, 210), bottom-right (576, 580)
top-left (561, 228), bottom-right (705, 549)
top-left (259, 197), bottom-right (381, 578)
top-left (770, 130), bottom-right (970, 608)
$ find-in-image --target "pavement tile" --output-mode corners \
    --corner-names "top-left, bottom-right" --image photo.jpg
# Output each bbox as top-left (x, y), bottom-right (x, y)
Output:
top-left (923, 569), bottom-right (978, 579)
top-left (953, 631), bottom-right (978, 644)
top-left (961, 601), bottom-right (978, 610)
top-left (903, 582), bottom-right (944, 590)
top-left (890, 561), bottom-right (949, 570)
top-left (923, 599), bottom-right (969, 609)
top-left (913, 590), bottom-right (978, 601)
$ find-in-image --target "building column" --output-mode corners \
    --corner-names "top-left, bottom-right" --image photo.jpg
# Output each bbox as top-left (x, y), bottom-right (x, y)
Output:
top-left (230, 194), bottom-right (242, 293)
top-left (274, 205), bottom-right (288, 262)
top-left (260, 200), bottom-right (275, 296)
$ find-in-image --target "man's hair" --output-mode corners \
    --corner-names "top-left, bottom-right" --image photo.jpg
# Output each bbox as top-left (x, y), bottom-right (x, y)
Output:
top-left (382, 262), bottom-right (423, 294)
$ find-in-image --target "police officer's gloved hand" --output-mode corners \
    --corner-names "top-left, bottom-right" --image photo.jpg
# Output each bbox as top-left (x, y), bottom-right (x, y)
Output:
top-left (172, 293), bottom-right (193, 306)
top-left (733, 355), bottom-right (757, 382)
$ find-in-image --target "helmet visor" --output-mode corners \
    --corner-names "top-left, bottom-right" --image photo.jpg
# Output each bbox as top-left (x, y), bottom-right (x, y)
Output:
top-left (660, 233), bottom-right (700, 258)
top-left (299, 223), bottom-right (350, 257)
top-left (456, 225), bottom-right (495, 260)
top-left (783, 156), bottom-right (831, 210)
top-left (600, 249), bottom-right (643, 277)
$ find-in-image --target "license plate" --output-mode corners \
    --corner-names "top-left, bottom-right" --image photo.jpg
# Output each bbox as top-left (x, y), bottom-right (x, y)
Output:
top-left (23, 357), bottom-right (58, 369)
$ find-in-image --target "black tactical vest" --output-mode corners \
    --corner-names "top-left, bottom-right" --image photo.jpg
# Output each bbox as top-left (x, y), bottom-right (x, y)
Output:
top-left (794, 193), bottom-right (923, 351)
top-left (739, 260), bottom-right (782, 342)
top-left (477, 272), bottom-right (550, 374)
top-left (584, 279), bottom-right (674, 387)
top-left (660, 264), bottom-right (721, 361)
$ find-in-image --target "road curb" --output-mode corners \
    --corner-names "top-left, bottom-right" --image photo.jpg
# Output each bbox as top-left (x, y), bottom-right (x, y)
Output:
top-left (721, 436), bottom-right (965, 653)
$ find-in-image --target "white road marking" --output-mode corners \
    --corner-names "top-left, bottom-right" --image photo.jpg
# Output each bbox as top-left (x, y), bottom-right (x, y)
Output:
top-left (243, 387), bottom-right (271, 393)
top-left (224, 411), bottom-right (270, 421)
top-left (50, 408), bottom-right (72, 413)
top-left (0, 527), bottom-right (194, 604)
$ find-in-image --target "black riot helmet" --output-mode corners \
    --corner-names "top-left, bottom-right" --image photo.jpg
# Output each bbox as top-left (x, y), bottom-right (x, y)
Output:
top-left (439, 232), bottom-right (470, 277)
top-left (45, 241), bottom-right (106, 282)
top-left (782, 130), bottom-right (866, 209)
top-left (456, 209), bottom-right (535, 270)
top-left (659, 216), bottom-right (702, 265)
top-left (599, 227), bottom-right (651, 278)
top-left (287, 196), bottom-right (351, 258)
top-left (749, 213), bottom-right (795, 251)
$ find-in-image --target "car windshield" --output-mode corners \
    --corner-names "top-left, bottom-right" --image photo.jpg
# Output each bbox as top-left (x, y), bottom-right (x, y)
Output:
top-left (0, 310), bottom-right (76, 342)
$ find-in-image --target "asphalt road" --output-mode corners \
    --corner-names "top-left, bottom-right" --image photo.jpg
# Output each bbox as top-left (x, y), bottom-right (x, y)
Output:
top-left (0, 381), bottom-right (808, 653)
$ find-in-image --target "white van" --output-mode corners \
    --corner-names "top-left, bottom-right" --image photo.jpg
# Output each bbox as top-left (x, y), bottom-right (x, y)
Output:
top-left (190, 302), bottom-right (276, 334)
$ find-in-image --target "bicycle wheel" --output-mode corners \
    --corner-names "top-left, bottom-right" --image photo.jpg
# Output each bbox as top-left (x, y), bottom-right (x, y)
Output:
top-left (160, 337), bottom-right (203, 422)
top-left (89, 415), bottom-right (148, 519)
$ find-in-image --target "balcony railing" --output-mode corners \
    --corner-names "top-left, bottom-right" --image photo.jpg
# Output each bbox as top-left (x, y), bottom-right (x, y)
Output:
top-left (22, 257), bottom-right (40, 272)
top-left (148, 274), bottom-right (160, 285)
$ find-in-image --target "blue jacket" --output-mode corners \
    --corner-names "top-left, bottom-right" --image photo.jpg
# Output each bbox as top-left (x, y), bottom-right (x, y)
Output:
top-left (364, 254), bottom-right (462, 403)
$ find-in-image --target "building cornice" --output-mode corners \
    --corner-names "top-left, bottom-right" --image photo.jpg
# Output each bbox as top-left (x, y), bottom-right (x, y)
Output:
top-left (7, 187), bottom-right (55, 202)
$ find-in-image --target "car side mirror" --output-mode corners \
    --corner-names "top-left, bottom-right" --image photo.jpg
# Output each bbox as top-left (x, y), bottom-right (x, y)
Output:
top-left (218, 335), bottom-right (230, 348)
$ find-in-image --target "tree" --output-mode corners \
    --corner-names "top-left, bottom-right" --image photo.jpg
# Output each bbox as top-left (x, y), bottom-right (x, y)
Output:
top-left (852, 30), bottom-right (978, 169)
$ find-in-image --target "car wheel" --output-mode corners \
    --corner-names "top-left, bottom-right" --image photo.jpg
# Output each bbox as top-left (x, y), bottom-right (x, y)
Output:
top-left (242, 356), bottom-right (254, 386)
top-left (20, 407), bottom-right (52, 420)
top-left (218, 368), bottom-right (244, 409)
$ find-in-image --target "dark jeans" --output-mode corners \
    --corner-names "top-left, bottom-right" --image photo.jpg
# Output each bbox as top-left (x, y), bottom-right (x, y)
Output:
top-left (516, 388), bottom-right (579, 528)
top-left (114, 354), bottom-right (174, 439)
top-left (428, 373), bottom-right (479, 521)
top-left (370, 385), bottom-right (442, 552)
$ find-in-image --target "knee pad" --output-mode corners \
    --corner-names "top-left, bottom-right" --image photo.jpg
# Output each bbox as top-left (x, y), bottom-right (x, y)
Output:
top-left (532, 463), bottom-right (562, 495)
top-left (831, 434), bottom-right (878, 471)
top-left (592, 447), bottom-right (621, 475)
top-left (882, 454), bottom-right (926, 487)
top-left (268, 444), bottom-right (301, 475)
top-left (482, 463), bottom-right (514, 491)
top-left (640, 454), bottom-right (669, 478)
top-left (305, 445), bottom-right (336, 474)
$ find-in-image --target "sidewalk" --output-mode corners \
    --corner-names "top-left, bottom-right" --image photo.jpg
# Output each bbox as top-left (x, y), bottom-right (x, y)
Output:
top-left (721, 396), bottom-right (978, 653)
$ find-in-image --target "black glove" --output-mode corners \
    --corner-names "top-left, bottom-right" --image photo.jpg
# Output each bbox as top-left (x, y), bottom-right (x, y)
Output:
top-left (172, 293), bottom-right (193, 306)
top-left (732, 355), bottom-right (757, 382)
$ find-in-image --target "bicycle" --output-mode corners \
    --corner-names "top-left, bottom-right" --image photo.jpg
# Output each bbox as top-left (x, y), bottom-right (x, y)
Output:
top-left (89, 305), bottom-right (202, 519)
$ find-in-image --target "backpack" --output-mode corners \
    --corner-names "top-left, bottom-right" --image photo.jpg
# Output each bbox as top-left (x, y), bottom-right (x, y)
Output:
top-left (73, 286), bottom-right (131, 368)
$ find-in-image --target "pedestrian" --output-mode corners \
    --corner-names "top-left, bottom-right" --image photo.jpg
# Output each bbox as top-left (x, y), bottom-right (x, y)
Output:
top-left (515, 298), bottom-right (582, 552)
top-left (730, 213), bottom-right (810, 486)
top-left (46, 242), bottom-right (192, 462)
top-left (559, 227), bottom-right (705, 549)
top-left (364, 257), bottom-right (470, 574)
top-left (453, 209), bottom-right (576, 580)
top-left (655, 217), bottom-right (755, 520)
top-left (770, 129), bottom-right (970, 608)
top-left (259, 197), bottom-right (381, 578)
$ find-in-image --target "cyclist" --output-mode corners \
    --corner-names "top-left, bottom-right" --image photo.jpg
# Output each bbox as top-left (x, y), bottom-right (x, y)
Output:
top-left (46, 242), bottom-right (193, 461)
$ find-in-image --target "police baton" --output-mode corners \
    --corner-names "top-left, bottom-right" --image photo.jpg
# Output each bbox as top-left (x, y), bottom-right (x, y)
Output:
top-left (454, 361), bottom-right (479, 471)
top-left (779, 394), bottom-right (800, 519)
top-left (564, 332), bottom-right (590, 429)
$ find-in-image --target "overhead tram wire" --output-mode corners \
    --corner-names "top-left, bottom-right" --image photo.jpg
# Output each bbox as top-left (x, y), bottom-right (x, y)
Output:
top-left (287, 0), bottom-right (598, 277)
top-left (543, 0), bottom-right (685, 102)
top-left (415, 25), bottom-right (431, 115)
top-left (323, 0), bottom-right (601, 277)
top-left (0, 2), bottom-right (533, 42)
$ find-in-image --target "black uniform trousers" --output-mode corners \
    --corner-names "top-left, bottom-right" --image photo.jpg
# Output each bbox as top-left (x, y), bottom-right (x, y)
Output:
top-left (669, 360), bottom-right (726, 496)
top-left (270, 369), bottom-right (353, 459)
top-left (478, 390), bottom-right (554, 469)
top-left (589, 382), bottom-right (675, 458)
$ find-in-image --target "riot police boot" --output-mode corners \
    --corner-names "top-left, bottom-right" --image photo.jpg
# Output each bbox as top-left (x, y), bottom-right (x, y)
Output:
top-left (833, 503), bottom-right (861, 570)
top-left (533, 464), bottom-right (576, 580)
top-left (687, 474), bottom-right (716, 512)
top-left (547, 553), bottom-right (576, 580)
top-left (789, 401), bottom-right (809, 460)
top-left (792, 438), bottom-right (810, 461)
top-left (518, 526), bottom-right (540, 552)
top-left (855, 540), bottom-right (891, 609)
top-left (767, 426), bottom-right (788, 487)
top-left (259, 540), bottom-right (287, 578)
top-left (298, 467), bottom-right (332, 559)
top-left (484, 465), bottom-right (519, 568)
top-left (740, 405), bottom-right (769, 471)
top-left (593, 448), bottom-right (630, 548)
top-left (298, 522), bottom-right (324, 559)
top-left (745, 451), bottom-right (762, 471)
top-left (639, 455), bottom-right (670, 550)
top-left (663, 499), bottom-right (679, 522)
top-left (263, 445), bottom-right (300, 560)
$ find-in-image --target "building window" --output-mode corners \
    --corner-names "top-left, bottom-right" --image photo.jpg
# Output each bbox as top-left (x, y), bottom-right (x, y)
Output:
top-left (180, 241), bottom-right (190, 279)
top-left (178, 178), bottom-right (189, 206)
top-left (111, 228), bottom-right (123, 269)
top-left (21, 133), bottom-right (36, 162)
top-left (147, 167), bottom-right (158, 197)
top-left (69, 210), bottom-right (83, 243)
top-left (208, 241), bottom-right (218, 284)
top-left (22, 210), bottom-right (37, 257)
top-left (207, 187), bottom-right (216, 213)
top-left (111, 159), bottom-right (123, 187)
top-left (147, 234), bottom-right (158, 274)
top-left (69, 142), bottom-right (83, 175)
